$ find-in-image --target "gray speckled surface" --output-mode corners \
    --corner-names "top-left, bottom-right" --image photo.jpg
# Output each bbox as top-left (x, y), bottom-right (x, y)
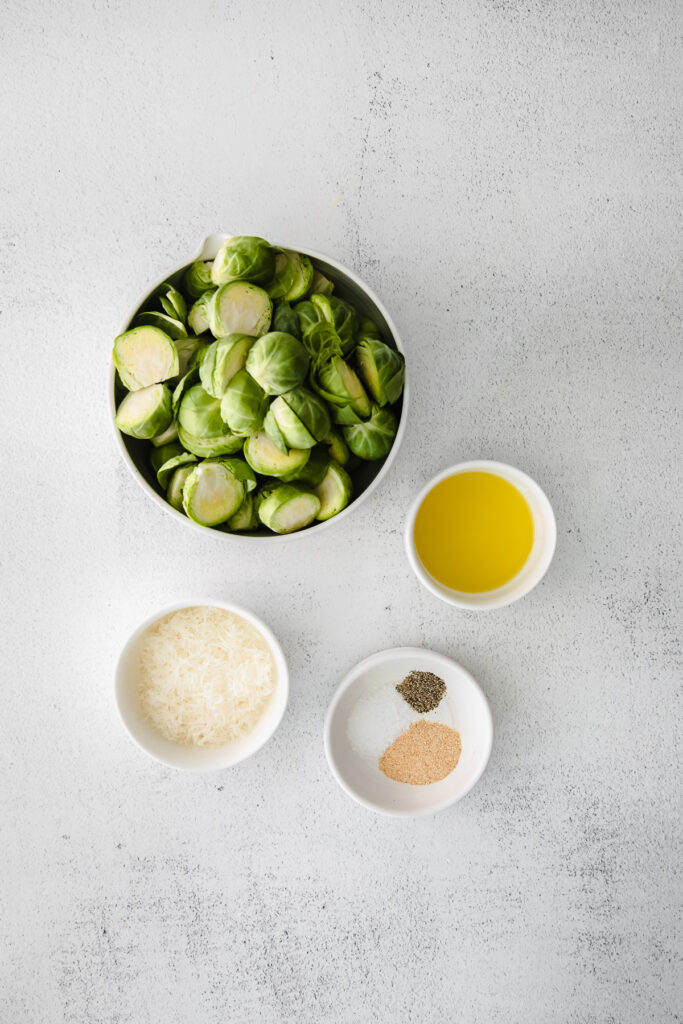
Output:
top-left (1, 1), bottom-right (681, 1021)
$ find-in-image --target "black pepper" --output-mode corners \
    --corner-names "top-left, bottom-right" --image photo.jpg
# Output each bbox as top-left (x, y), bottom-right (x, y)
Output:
top-left (396, 670), bottom-right (446, 713)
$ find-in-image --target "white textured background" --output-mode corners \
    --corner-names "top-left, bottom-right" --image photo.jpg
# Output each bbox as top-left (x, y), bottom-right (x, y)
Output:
top-left (1, 1), bottom-right (681, 1021)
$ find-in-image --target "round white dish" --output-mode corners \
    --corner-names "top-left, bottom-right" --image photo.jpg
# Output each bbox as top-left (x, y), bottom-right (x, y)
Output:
top-left (109, 233), bottom-right (408, 542)
top-left (404, 460), bottom-right (556, 610)
top-left (115, 599), bottom-right (289, 771)
top-left (324, 646), bottom-right (493, 816)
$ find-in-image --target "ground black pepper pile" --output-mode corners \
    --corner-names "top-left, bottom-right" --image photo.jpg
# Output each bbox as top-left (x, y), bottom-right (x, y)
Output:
top-left (396, 670), bottom-right (446, 713)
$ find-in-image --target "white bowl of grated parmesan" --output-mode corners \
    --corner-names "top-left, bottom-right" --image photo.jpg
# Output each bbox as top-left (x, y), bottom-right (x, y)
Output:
top-left (115, 601), bottom-right (288, 770)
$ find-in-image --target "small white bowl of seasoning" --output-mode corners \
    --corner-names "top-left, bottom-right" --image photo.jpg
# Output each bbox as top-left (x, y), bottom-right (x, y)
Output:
top-left (324, 647), bottom-right (493, 817)
top-left (405, 460), bottom-right (556, 610)
top-left (115, 600), bottom-right (288, 770)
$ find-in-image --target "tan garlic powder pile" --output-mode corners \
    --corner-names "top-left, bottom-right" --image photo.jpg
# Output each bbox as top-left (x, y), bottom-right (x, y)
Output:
top-left (379, 720), bottom-right (462, 785)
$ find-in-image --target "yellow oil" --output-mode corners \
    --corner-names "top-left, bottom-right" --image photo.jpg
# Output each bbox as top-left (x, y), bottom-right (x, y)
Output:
top-left (414, 471), bottom-right (534, 593)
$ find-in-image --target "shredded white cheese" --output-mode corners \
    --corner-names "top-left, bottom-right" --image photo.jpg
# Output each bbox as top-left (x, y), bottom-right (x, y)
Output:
top-left (137, 606), bottom-right (276, 747)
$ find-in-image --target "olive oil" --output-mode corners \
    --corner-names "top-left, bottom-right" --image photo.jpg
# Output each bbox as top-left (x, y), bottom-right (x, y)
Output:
top-left (414, 471), bottom-right (534, 593)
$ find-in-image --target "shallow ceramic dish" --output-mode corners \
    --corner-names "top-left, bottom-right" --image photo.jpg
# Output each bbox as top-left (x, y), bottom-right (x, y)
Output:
top-left (324, 646), bottom-right (493, 816)
top-left (109, 233), bottom-right (408, 541)
top-left (115, 599), bottom-right (288, 771)
top-left (405, 460), bottom-right (556, 610)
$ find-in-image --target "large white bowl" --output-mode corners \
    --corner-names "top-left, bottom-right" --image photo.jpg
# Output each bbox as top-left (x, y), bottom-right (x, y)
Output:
top-left (109, 234), bottom-right (408, 541)
top-left (114, 599), bottom-right (289, 771)
top-left (324, 646), bottom-right (493, 817)
top-left (405, 460), bottom-right (556, 610)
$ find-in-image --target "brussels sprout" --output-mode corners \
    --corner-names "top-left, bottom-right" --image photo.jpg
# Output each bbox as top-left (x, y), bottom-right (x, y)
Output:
top-left (312, 355), bottom-right (371, 422)
top-left (199, 334), bottom-right (253, 398)
top-left (293, 445), bottom-right (330, 487)
top-left (219, 457), bottom-right (257, 492)
top-left (263, 408), bottom-right (289, 454)
top-left (174, 336), bottom-right (205, 377)
top-left (323, 428), bottom-right (351, 466)
top-left (269, 396), bottom-right (316, 449)
top-left (266, 250), bottom-right (313, 301)
top-left (150, 441), bottom-right (184, 475)
top-left (156, 450), bottom-right (197, 489)
top-left (183, 260), bottom-right (214, 299)
top-left (188, 290), bottom-right (216, 335)
top-left (226, 491), bottom-right (259, 531)
top-left (115, 383), bottom-right (172, 439)
top-left (356, 337), bottom-right (405, 407)
top-left (135, 310), bottom-right (188, 340)
top-left (167, 464), bottom-right (195, 511)
top-left (178, 427), bottom-right (244, 458)
top-left (257, 484), bottom-right (321, 534)
top-left (177, 384), bottom-right (228, 439)
top-left (210, 281), bottom-right (272, 338)
top-left (220, 369), bottom-right (269, 436)
top-left (342, 405), bottom-right (398, 460)
top-left (280, 386), bottom-right (331, 442)
top-left (245, 332), bottom-right (309, 395)
top-left (150, 420), bottom-right (179, 447)
top-left (314, 462), bottom-right (353, 520)
top-left (183, 460), bottom-right (246, 526)
top-left (271, 299), bottom-right (301, 339)
top-left (293, 299), bottom-right (320, 340)
top-left (307, 268), bottom-right (334, 296)
top-left (172, 365), bottom-right (201, 416)
top-left (328, 297), bottom-right (359, 355)
top-left (113, 326), bottom-right (179, 391)
top-left (157, 282), bottom-right (187, 324)
top-left (302, 321), bottom-right (344, 365)
top-left (243, 431), bottom-right (310, 479)
top-left (211, 236), bottom-right (276, 286)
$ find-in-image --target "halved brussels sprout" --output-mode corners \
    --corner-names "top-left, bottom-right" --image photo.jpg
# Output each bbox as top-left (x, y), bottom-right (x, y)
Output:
top-left (220, 369), bottom-right (269, 436)
top-left (157, 282), bottom-right (187, 324)
top-left (323, 428), bottom-right (351, 466)
top-left (293, 445), bottom-right (330, 487)
top-left (307, 268), bottom-right (334, 296)
top-left (113, 326), bottom-right (179, 391)
top-left (188, 290), bottom-right (216, 335)
top-left (135, 310), bottom-right (187, 340)
top-left (342, 405), bottom-right (398, 460)
top-left (226, 491), bottom-right (259, 531)
top-left (183, 461), bottom-right (246, 526)
top-left (177, 384), bottom-right (228, 439)
top-left (271, 299), bottom-right (301, 339)
top-left (356, 337), bottom-right (405, 406)
top-left (263, 408), bottom-right (289, 453)
top-left (210, 282), bottom-right (272, 338)
top-left (314, 462), bottom-right (353, 520)
top-left (150, 420), bottom-right (179, 447)
top-left (115, 383), bottom-right (172, 439)
top-left (150, 441), bottom-right (184, 476)
top-left (211, 236), bottom-right (275, 286)
top-left (199, 334), bottom-right (253, 398)
top-left (312, 355), bottom-right (371, 422)
top-left (167, 464), bottom-right (195, 511)
top-left (279, 251), bottom-right (313, 301)
top-left (328, 297), bottom-right (359, 355)
top-left (243, 430), bottom-right (310, 479)
top-left (245, 332), bottom-right (309, 395)
top-left (156, 450), bottom-right (197, 489)
top-left (269, 396), bottom-right (316, 449)
top-left (178, 427), bottom-right (244, 458)
top-left (172, 365), bottom-right (200, 416)
top-left (283, 386), bottom-right (332, 441)
top-left (257, 484), bottom-right (321, 534)
top-left (183, 261), bottom-right (214, 299)
top-left (174, 336), bottom-right (205, 377)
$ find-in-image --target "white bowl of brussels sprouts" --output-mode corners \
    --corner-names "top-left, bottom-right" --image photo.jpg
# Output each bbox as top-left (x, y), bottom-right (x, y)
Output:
top-left (110, 234), bottom-right (407, 539)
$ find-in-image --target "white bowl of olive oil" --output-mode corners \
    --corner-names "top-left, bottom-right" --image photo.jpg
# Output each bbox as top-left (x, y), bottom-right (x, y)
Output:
top-left (405, 460), bottom-right (556, 610)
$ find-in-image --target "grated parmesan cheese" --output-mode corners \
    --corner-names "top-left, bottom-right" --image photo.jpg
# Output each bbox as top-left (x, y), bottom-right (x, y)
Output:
top-left (137, 606), bottom-right (276, 747)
